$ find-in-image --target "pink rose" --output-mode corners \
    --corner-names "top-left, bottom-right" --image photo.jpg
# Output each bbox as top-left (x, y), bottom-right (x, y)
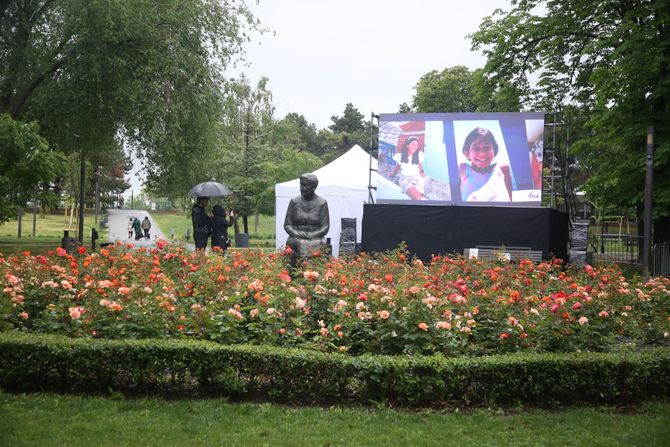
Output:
top-left (436, 321), bottom-right (451, 330)
top-left (377, 310), bottom-right (390, 320)
top-left (109, 302), bottom-right (124, 312)
top-left (68, 306), bottom-right (84, 319)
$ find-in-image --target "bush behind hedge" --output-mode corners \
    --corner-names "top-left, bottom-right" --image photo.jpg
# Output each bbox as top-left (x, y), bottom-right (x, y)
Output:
top-left (2, 333), bottom-right (669, 407)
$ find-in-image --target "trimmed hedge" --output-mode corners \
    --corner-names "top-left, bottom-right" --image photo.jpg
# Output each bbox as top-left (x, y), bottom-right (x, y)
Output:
top-left (1, 332), bottom-right (669, 407)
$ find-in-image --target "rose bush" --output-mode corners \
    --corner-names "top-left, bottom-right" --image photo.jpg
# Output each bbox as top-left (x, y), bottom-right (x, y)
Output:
top-left (1, 242), bottom-right (669, 356)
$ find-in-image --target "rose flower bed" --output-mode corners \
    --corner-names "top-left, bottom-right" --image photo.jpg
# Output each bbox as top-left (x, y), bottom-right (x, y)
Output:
top-left (1, 241), bottom-right (669, 356)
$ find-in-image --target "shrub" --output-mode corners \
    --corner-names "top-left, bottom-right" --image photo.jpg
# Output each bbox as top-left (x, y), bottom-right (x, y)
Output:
top-left (1, 333), bottom-right (669, 407)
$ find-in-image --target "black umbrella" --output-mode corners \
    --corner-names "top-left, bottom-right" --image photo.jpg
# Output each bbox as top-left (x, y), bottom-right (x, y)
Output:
top-left (187, 181), bottom-right (233, 197)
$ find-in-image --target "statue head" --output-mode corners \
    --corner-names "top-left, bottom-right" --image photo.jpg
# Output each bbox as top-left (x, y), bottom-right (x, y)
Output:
top-left (299, 173), bottom-right (318, 199)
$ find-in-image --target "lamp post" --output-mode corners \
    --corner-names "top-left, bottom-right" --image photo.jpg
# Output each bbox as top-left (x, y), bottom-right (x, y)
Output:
top-left (17, 206), bottom-right (22, 238)
top-left (94, 166), bottom-right (102, 225)
top-left (32, 200), bottom-right (37, 236)
top-left (642, 125), bottom-right (654, 274)
top-left (78, 151), bottom-right (85, 244)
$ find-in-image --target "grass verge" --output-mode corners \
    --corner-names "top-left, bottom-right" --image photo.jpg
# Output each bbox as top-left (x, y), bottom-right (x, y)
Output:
top-left (1, 392), bottom-right (668, 447)
top-left (150, 210), bottom-right (276, 248)
top-left (0, 210), bottom-right (107, 254)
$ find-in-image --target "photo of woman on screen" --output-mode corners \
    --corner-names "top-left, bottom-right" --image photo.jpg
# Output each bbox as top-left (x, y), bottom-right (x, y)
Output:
top-left (389, 136), bottom-right (426, 200)
top-left (458, 127), bottom-right (512, 202)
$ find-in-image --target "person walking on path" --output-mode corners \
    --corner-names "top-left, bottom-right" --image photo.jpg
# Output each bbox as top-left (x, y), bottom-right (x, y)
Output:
top-left (106, 209), bottom-right (169, 247)
top-left (127, 218), bottom-right (134, 240)
top-left (141, 216), bottom-right (152, 240)
top-left (132, 217), bottom-right (143, 241)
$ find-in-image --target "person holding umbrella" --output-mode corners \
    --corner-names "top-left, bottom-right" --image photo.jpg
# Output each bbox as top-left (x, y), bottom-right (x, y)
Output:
top-left (191, 196), bottom-right (212, 250)
top-left (188, 181), bottom-right (233, 251)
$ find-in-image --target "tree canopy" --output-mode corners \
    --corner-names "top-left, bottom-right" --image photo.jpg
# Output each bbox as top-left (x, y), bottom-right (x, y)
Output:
top-left (470, 0), bottom-right (670, 239)
top-left (0, 114), bottom-right (65, 223)
top-left (412, 65), bottom-right (521, 113)
top-left (321, 103), bottom-right (369, 161)
top-left (1, 0), bottom-right (261, 215)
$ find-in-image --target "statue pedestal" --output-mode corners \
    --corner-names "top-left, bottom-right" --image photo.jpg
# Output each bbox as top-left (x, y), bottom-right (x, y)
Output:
top-left (235, 233), bottom-right (249, 248)
top-left (292, 238), bottom-right (325, 257)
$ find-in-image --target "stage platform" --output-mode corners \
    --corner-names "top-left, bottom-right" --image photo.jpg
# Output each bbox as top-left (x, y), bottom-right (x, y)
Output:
top-left (361, 204), bottom-right (569, 262)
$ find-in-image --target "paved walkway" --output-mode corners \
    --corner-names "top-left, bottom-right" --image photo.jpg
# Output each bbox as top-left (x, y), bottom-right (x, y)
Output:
top-left (106, 209), bottom-right (168, 248)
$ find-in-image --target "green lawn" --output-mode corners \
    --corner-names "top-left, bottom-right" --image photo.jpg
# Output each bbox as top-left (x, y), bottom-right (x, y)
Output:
top-left (0, 210), bottom-right (108, 254)
top-left (1, 393), bottom-right (668, 446)
top-left (150, 210), bottom-right (276, 248)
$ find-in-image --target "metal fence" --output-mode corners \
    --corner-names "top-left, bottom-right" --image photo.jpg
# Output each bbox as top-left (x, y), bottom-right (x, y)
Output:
top-left (654, 242), bottom-right (670, 276)
top-left (590, 234), bottom-right (670, 276)
top-left (590, 233), bottom-right (643, 265)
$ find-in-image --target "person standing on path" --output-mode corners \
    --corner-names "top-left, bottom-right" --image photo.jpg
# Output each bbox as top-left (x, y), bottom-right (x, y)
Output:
top-left (211, 205), bottom-right (234, 253)
top-left (191, 197), bottom-right (212, 250)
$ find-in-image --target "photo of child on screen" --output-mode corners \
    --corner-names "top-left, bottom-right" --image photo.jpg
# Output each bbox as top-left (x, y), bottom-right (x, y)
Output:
top-left (389, 136), bottom-right (425, 200)
top-left (458, 127), bottom-right (512, 202)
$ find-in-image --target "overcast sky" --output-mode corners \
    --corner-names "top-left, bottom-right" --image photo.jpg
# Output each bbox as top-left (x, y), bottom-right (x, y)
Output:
top-left (128, 0), bottom-right (511, 194)
top-left (233, 0), bottom-right (510, 129)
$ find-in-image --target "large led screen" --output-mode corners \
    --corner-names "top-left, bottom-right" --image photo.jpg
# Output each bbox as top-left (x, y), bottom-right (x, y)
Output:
top-left (377, 112), bottom-right (544, 206)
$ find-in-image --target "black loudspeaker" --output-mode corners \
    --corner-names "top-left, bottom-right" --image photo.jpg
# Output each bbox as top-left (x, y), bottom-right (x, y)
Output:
top-left (570, 221), bottom-right (589, 251)
top-left (569, 220), bottom-right (590, 265)
top-left (339, 218), bottom-right (357, 255)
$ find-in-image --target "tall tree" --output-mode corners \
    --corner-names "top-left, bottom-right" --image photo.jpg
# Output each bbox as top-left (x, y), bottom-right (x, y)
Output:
top-left (398, 102), bottom-right (413, 113)
top-left (470, 0), bottom-right (670, 240)
top-left (89, 142), bottom-right (131, 209)
top-left (1, 0), bottom-right (261, 234)
top-left (412, 65), bottom-right (521, 113)
top-left (217, 76), bottom-right (275, 233)
top-left (275, 113), bottom-right (323, 155)
top-left (0, 114), bottom-right (65, 223)
top-left (412, 66), bottom-right (478, 113)
top-left (323, 103), bottom-right (369, 161)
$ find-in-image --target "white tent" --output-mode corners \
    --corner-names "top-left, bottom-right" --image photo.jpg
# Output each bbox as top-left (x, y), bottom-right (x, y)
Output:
top-left (275, 145), bottom-right (377, 257)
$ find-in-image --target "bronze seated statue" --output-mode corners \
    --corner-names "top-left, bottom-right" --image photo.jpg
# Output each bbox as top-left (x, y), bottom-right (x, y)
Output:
top-left (284, 173), bottom-right (330, 259)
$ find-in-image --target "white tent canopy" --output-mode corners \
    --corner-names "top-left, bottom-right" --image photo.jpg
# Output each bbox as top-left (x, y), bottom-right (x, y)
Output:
top-left (275, 145), bottom-right (377, 257)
